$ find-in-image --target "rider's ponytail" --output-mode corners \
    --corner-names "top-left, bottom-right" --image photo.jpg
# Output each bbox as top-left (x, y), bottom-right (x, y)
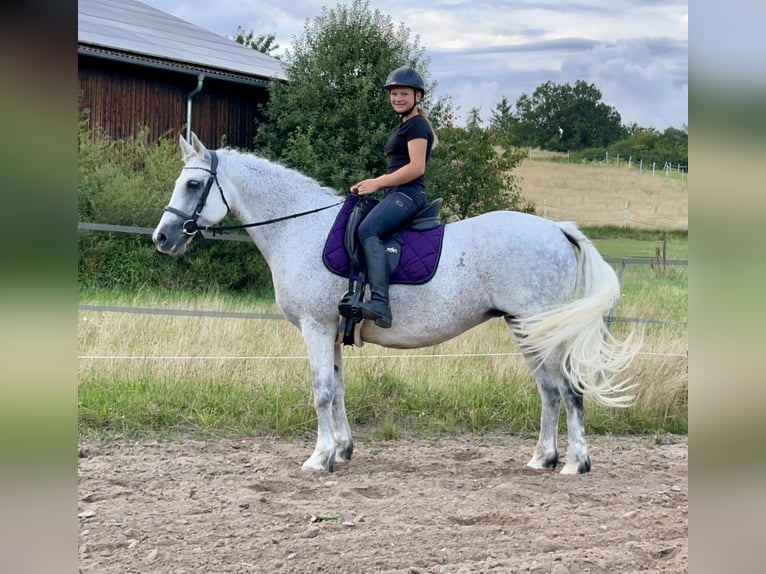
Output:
top-left (416, 106), bottom-right (439, 149)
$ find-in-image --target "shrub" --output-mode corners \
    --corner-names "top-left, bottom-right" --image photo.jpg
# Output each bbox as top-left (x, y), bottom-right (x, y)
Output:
top-left (78, 122), bottom-right (274, 294)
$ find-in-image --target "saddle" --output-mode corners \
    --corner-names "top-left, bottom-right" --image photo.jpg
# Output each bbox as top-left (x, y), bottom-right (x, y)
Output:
top-left (322, 193), bottom-right (445, 345)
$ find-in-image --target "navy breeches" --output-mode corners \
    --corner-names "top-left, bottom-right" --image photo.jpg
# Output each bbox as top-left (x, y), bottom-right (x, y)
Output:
top-left (357, 186), bottom-right (427, 243)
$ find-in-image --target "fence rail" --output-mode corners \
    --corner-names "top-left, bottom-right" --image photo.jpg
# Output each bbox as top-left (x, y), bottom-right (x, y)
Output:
top-left (78, 222), bottom-right (687, 328)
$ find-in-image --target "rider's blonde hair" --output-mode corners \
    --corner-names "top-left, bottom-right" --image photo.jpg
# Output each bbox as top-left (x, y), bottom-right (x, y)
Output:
top-left (416, 106), bottom-right (439, 149)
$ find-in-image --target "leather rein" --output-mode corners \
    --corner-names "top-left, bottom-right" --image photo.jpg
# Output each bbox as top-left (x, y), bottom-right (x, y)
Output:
top-left (163, 151), bottom-right (343, 237)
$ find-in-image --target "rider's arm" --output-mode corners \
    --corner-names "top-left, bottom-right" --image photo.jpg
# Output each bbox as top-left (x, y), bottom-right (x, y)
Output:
top-left (353, 138), bottom-right (427, 195)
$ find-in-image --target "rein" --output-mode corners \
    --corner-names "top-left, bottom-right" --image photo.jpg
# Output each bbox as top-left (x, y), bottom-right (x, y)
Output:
top-left (164, 151), bottom-right (343, 237)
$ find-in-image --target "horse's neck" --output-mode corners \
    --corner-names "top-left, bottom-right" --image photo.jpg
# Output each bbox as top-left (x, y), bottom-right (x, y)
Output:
top-left (220, 151), bottom-right (339, 262)
top-left (225, 152), bottom-right (331, 212)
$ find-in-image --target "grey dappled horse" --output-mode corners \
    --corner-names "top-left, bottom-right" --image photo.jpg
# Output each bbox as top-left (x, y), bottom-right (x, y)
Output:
top-left (153, 133), bottom-right (640, 475)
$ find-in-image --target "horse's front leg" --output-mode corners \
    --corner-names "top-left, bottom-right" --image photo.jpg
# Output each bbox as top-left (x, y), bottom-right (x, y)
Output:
top-left (331, 343), bottom-right (353, 463)
top-left (300, 323), bottom-right (351, 472)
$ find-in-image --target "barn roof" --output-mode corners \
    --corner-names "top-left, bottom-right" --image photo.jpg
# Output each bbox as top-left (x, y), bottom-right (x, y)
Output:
top-left (78, 0), bottom-right (287, 86)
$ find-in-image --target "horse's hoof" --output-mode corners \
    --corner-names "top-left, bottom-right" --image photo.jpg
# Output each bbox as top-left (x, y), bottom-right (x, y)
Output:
top-left (527, 452), bottom-right (558, 470)
top-left (301, 460), bottom-right (325, 472)
top-left (301, 452), bottom-right (335, 472)
top-left (336, 440), bottom-right (354, 463)
top-left (561, 456), bottom-right (591, 474)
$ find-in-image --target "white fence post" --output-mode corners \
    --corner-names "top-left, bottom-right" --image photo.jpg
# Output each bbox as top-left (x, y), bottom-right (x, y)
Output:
top-left (624, 202), bottom-right (629, 229)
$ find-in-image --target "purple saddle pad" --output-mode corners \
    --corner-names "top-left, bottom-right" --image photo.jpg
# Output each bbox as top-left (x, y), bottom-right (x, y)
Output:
top-left (322, 194), bottom-right (445, 285)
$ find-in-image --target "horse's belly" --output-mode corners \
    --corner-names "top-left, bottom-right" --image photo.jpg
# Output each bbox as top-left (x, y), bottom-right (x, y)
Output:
top-left (360, 301), bottom-right (497, 349)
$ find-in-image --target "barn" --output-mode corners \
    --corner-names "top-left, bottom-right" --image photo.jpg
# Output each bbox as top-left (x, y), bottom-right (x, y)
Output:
top-left (78, 0), bottom-right (287, 149)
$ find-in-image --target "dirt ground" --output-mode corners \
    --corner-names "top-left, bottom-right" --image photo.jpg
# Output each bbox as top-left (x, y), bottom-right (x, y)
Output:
top-left (78, 433), bottom-right (687, 573)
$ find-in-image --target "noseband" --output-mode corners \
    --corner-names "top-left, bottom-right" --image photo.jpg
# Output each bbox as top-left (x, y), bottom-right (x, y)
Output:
top-left (163, 151), bottom-right (229, 236)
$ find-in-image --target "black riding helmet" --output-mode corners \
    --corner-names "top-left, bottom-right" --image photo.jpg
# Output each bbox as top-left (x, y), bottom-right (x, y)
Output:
top-left (384, 66), bottom-right (425, 97)
top-left (384, 66), bottom-right (425, 118)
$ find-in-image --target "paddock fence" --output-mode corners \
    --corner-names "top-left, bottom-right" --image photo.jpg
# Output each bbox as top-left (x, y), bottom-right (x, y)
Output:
top-left (77, 222), bottom-right (687, 363)
top-left (527, 148), bottom-right (689, 182)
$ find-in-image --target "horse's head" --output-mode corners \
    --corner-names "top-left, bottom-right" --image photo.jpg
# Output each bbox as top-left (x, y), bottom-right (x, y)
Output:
top-left (152, 133), bottom-right (230, 256)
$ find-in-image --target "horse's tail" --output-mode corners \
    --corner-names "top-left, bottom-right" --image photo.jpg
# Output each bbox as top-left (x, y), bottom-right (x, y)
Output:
top-left (513, 221), bottom-right (642, 407)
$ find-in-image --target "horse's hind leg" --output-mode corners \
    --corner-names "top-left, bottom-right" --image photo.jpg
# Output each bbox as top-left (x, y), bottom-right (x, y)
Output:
top-left (521, 343), bottom-right (591, 474)
top-left (556, 371), bottom-right (591, 474)
top-left (525, 356), bottom-right (562, 470)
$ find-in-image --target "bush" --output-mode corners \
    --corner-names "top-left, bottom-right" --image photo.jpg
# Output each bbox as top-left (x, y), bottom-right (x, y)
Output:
top-left (78, 122), bottom-right (274, 293)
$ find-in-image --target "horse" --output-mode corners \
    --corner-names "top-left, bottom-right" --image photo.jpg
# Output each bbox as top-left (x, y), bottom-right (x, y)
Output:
top-left (152, 133), bottom-right (640, 475)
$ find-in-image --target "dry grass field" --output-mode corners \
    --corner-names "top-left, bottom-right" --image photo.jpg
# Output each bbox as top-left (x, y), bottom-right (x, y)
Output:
top-left (515, 155), bottom-right (688, 230)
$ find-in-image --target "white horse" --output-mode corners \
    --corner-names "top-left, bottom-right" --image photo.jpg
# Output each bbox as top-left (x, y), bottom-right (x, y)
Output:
top-left (153, 133), bottom-right (640, 475)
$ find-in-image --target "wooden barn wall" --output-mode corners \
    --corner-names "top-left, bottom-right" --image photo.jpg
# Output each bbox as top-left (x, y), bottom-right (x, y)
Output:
top-left (78, 56), bottom-right (269, 149)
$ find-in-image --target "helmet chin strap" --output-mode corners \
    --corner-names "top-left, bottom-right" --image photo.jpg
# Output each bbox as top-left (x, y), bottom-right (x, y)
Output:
top-left (399, 97), bottom-right (422, 119)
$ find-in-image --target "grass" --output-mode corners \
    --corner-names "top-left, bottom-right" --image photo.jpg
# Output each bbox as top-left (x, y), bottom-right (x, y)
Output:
top-left (79, 157), bottom-right (688, 442)
top-left (516, 155), bottom-right (688, 230)
top-left (78, 274), bottom-right (687, 441)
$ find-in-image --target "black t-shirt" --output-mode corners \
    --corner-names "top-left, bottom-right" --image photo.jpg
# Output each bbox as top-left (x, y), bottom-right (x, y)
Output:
top-left (383, 114), bottom-right (434, 188)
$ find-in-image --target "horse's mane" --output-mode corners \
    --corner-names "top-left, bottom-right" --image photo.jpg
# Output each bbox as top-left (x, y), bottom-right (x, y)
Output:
top-left (220, 147), bottom-right (341, 198)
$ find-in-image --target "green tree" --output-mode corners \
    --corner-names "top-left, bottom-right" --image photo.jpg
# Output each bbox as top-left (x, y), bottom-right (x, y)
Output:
top-left (428, 126), bottom-right (533, 220)
top-left (515, 80), bottom-right (625, 151)
top-left (256, 0), bottom-right (436, 190)
top-left (466, 107), bottom-right (483, 130)
top-left (232, 26), bottom-right (280, 57)
top-left (488, 96), bottom-right (519, 147)
top-left (605, 125), bottom-right (688, 167)
top-left (255, 0), bottom-right (532, 217)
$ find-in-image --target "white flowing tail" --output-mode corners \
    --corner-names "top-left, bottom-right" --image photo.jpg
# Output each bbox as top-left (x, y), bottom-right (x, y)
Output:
top-left (514, 222), bottom-right (642, 407)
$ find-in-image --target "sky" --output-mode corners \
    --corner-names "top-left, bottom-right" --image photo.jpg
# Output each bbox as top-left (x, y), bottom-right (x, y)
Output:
top-left (140, 0), bottom-right (688, 130)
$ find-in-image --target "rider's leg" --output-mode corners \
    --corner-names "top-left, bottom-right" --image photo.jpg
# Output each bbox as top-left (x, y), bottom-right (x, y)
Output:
top-left (356, 190), bottom-right (424, 328)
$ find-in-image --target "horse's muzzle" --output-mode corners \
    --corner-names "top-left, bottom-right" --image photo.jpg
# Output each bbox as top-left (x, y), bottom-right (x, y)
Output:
top-left (152, 226), bottom-right (190, 256)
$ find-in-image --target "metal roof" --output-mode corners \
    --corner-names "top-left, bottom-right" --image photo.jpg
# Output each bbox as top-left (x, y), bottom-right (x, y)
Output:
top-left (78, 0), bottom-right (287, 84)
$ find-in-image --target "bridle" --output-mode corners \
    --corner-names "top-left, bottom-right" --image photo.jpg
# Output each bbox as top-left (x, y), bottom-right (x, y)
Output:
top-left (163, 151), bottom-right (227, 236)
top-left (163, 150), bottom-right (343, 237)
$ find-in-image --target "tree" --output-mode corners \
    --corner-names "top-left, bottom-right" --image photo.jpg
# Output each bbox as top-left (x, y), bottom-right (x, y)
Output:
top-left (488, 96), bottom-right (519, 147)
top-left (515, 80), bottom-right (625, 151)
top-left (256, 0), bottom-right (532, 216)
top-left (428, 126), bottom-right (533, 220)
top-left (256, 0), bottom-right (436, 190)
top-left (606, 125), bottom-right (688, 167)
top-left (466, 107), bottom-right (483, 131)
top-left (232, 26), bottom-right (280, 57)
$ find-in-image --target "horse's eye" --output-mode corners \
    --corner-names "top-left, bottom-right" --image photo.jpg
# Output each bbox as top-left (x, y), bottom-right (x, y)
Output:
top-left (187, 180), bottom-right (201, 190)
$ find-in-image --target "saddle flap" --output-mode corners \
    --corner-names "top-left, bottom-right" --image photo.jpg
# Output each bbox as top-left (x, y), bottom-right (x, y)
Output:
top-left (344, 196), bottom-right (379, 267)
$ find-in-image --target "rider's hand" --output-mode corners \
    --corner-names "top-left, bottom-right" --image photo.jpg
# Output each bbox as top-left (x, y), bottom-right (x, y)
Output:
top-left (351, 179), bottom-right (382, 195)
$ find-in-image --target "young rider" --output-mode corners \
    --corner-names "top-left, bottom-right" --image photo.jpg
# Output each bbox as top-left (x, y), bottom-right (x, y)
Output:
top-left (351, 66), bottom-right (437, 328)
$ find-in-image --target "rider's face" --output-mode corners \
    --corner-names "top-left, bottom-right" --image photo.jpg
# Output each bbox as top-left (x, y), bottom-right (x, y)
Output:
top-left (389, 87), bottom-right (419, 113)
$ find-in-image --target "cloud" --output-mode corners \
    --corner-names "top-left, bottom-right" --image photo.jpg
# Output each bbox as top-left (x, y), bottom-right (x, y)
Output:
top-left (426, 34), bottom-right (687, 130)
top-left (559, 38), bottom-right (688, 129)
top-left (138, 0), bottom-right (688, 129)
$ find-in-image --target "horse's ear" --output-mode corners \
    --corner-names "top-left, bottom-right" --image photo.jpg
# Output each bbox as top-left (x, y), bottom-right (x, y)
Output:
top-left (189, 132), bottom-right (211, 162)
top-left (179, 134), bottom-right (196, 161)
top-left (190, 132), bottom-right (206, 154)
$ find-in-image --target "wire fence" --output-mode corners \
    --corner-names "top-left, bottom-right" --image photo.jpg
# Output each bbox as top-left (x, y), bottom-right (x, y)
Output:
top-left (529, 148), bottom-right (689, 182)
top-left (536, 201), bottom-right (687, 229)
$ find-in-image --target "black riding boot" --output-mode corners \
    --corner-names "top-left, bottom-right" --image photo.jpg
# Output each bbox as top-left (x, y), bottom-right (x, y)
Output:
top-left (357, 236), bottom-right (392, 328)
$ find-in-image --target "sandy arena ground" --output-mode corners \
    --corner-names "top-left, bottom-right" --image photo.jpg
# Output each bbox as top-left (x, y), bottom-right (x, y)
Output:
top-left (78, 433), bottom-right (687, 573)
